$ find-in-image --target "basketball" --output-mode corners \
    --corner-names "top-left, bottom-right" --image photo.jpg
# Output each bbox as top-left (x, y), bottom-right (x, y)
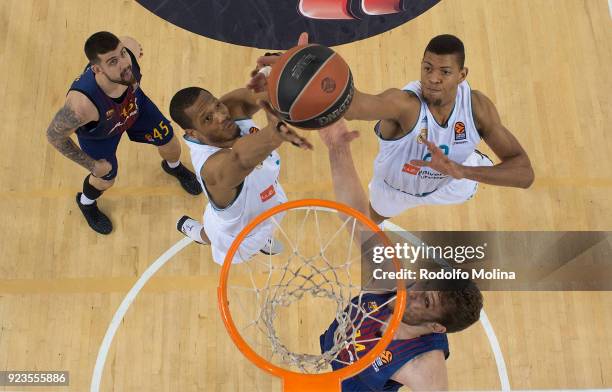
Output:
top-left (267, 44), bottom-right (354, 129)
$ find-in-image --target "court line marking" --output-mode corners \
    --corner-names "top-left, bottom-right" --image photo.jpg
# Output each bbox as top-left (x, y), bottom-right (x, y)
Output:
top-left (90, 218), bottom-right (609, 391)
top-left (90, 221), bottom-right (509, 391)
top-left (90, 237), bottom-right (192, 392)
top-left (480, 309), bottom-right (511, 391)
top-left (384, 220), bottom-right (511, 391)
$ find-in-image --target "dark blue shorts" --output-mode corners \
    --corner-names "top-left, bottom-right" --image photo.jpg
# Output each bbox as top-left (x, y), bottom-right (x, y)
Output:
top-left (77, 93), bottom-right (174, 180)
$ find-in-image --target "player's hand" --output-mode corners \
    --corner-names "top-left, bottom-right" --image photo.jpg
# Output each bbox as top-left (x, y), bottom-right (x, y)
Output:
top-left (92, 159), bottom-right (112, 178)
top-left (318, 120), bottom-right (360, 149)
top-left (259, 100), bottom-right (313, 150)
top-left (247, 32), bottom-right (309, 92)
top-left (410, 139), bottom-right (464, 179)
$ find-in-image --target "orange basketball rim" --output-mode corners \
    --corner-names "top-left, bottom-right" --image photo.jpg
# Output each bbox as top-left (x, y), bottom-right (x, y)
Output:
top-left (217, 199), bottom-right (407, 392)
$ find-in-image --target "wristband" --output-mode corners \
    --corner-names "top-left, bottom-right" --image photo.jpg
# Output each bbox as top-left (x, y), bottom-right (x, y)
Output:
top-left (258, 66), bottom-right (272, 77)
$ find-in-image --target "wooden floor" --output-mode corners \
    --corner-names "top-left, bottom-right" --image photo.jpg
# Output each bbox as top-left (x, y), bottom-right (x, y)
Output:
top-left (1, 0), bottom-right (611, 390)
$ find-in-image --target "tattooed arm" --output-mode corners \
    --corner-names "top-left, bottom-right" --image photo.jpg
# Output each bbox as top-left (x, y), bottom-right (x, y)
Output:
top-left (46, 91), bottom-right (110, 177)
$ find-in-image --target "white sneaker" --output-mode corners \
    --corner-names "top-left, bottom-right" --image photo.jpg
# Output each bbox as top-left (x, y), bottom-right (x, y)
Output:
top-left (260, 237), bottom-right (284, 255)
top-left (177, 215), bottom-right (207, 244)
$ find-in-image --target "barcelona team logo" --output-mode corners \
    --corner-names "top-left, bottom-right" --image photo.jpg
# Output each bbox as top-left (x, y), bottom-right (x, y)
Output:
top-left (454, 121), bottom-right (466, 141)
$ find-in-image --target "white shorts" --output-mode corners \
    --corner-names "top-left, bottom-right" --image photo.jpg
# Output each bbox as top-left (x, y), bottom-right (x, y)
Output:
top-left (368, 151), bottom-right (493, 218)
top-left (203, 207), bottom-right (284, 265)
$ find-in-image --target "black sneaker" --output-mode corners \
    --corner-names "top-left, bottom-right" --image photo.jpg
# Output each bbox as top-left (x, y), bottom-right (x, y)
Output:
top-left (161, 161), bottom-right (202, 195)
top-left (76, 193), bottom-right (112, 235)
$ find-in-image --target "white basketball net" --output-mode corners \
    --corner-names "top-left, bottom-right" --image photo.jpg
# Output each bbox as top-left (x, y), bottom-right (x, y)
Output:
top-left (226, 206), bottom-right (398, 374)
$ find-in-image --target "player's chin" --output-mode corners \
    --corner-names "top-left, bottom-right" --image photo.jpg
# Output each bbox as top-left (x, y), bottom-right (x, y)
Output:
top-left (425, 95), bottom-right (443, 106)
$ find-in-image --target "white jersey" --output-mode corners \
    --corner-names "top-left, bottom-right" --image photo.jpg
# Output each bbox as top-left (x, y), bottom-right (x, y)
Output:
top-left (373, 80), bottom-right (481, 196)
top-left (184, 118), bottom-right (287, 264)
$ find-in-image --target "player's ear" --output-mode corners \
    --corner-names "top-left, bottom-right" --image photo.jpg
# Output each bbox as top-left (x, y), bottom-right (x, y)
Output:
top-left (459, 67), bottom-right (468, 83)
top-left (90, 62), bottom-right (102, 74)
top-left (184, 128), bottom-right (197, 138)
top-left (429, 322), bottom-right (446, 334)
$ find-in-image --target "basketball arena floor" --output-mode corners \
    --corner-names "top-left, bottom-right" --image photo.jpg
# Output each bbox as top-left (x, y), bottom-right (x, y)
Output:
top-left (0, 0), bottom-right (611, 391)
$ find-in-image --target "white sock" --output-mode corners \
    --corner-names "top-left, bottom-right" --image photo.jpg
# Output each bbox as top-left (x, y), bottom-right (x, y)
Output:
top-left (166, 160), bottom-right (180, 169)
top-left (80, 193), bottom-right (96, 205)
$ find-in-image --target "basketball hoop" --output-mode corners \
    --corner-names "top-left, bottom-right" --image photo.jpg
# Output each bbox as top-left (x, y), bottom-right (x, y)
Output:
top-left (218, 199), bottom-right (406, 391)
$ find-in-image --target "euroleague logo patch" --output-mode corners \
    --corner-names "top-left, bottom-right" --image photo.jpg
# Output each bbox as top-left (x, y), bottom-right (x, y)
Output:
top-left (321, 77), bottom-right (336, 93)
top-left (248, 126), bottom-right (260, 134)
top-left (136, 0), bottom-right (440, 49)
top-left (454, 121), bottom-right (466, 141)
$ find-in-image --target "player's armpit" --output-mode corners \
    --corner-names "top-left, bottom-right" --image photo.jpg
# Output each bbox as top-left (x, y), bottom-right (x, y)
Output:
top-left (390, 349), bottom-right (448, 391)
top-left (45, 93), bottom-right (98, 171)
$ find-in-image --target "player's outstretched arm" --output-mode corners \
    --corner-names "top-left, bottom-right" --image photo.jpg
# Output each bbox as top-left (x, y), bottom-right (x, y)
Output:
top-left (344, 88), bottom-right (410, 122)
top-left (202, 101), bottom-right (312, 194)
top-left (390, 350), bottom-right (449, 391)
top-left (246, 31), bottom-right (417, 135)
top-left (318, 120), bottom-right (367, 217)
top-left (411, 91), bottom-right (534, 188)
top-left (46, 91), bottom-right (111, 178)
top-left (219, 88), bottom-right (267, 119)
